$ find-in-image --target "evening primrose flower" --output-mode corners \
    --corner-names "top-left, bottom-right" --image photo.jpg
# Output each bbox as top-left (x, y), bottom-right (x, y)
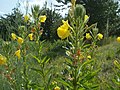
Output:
top-left (11, 33), bottom-right (17, 40)
top-left (86, 33), bottom-right (92, 40)
top-left (57, 27), bottom-right (70, 39)
top-left (28, 33), bottom-right (33, 40)
top-left (15, 49), bottom-right (21, 59)
top-left (97, 33), bottom-right (103, 40)
top-left (0, 54), bottom-right (7, 65)
top-left (117, 37), bottom-right (120, 43)
top-left (17, 37), bottom-right (24, 44)
top-left (62, 20), bottom-right (70, 29)
top-left (39, 15), bottom-right (46, 22)
top-left (24, 15), bottom-right (29, 22)
top-left (54, 86), bottom-right (60, 90)
top-left (57, 20), bottom-right (72, 39)
top-left (84, 15), bottom-right (89, 22)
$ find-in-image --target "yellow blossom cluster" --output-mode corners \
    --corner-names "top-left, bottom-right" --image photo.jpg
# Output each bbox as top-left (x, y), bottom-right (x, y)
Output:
top-left (24, 15), bottom-right (47, 23)
top-left (11, 33), bottom-right (24, 44)
top-left (86, 33), bottom-right (103, 40)
top-left (11, 33), bottom-right (23, 59)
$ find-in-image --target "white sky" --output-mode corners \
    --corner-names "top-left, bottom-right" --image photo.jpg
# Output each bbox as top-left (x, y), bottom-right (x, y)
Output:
top-left (0, 0), bottom-right (70, 17)
top-left (19, 0), bottom-right (70, 17)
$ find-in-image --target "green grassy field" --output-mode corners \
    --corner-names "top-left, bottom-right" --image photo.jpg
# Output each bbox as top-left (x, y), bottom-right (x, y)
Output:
top-left (0, 38), bottom-right (120, 90)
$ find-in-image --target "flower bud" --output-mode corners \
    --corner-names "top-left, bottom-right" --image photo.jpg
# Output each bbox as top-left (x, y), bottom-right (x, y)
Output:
top-left (74, 4), bottom-right (86, 20)
top-left (117, 37), bottom-right (120, 43)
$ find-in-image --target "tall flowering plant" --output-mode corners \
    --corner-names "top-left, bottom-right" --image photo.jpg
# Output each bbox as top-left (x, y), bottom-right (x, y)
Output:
top-left (6, 5), bottom-right (50, 90)
top-left (56, 0), bottom-right (103, 89)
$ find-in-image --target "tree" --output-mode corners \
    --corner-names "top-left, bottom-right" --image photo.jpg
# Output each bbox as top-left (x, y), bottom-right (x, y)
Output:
top-left (40, 2), bottom-right (63, 41)
top-left (56, 0), bottom-right (120, 36)
top-left (81, 0), bottom-right (120, 36)
top-left (0, 8), bottom-right (24, 40)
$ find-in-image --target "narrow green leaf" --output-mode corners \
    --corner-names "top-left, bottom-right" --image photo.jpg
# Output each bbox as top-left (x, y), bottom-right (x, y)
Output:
top-left (114, 60), bottom-right (120, 70)
top-left (31, 68), bottom-right (43, 76)
top-left (32, 55), bottom-right (41, 63)
top-left (80, 60), bottom-right (93, 70)
top-left (112, 79), bottom-right (120, 86)
top-left (56, 79), bottom-right (73, 89)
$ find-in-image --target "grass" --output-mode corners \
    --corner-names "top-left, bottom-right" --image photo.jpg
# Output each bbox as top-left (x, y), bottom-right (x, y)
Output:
top-left (0, 38), bottom-right (120, 89)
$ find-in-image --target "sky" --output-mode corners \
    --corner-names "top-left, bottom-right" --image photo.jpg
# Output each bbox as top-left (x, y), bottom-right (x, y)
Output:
top-left (0, 0), bottom-right (70, 17)
top-left (0, 0), bottom-right (18, 15)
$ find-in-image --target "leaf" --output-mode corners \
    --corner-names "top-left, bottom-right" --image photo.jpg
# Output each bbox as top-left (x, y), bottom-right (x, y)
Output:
top-left (80, 60), bottom-right (93, 70)
top-left (85, 69), bottom-right (101, 80)
top-left (79, 68), bottom-right (101, 83)
top-left (65, 58), bottom-right (73, 66)
top-left (46, 74), bottom-right (52, 89)
top-left (114, 60), bottom-right (120, 70)
top-left (41, 57), bottom-right (50, 64)
top-left (32, 55), bottom-right (41, 63)
top-left (112, 79), bottom-right (120, 86)
top-left (31, 68), bottom-right (43, 76)
top-left (45, 67), bottom-right (53, 77)
top-left (85, 23), bottom-right (97, 32)
top-left (56, 79), bottom-right (73, 89)
top-left (82, 44), bottom-right (91, 49)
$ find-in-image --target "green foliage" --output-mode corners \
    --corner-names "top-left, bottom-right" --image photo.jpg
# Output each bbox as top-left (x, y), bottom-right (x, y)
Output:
top-left (1, 0), bottom-right (120, 90)
top-left (40, 4), bottom-right (63, 41)
top-left (82, 0), bottom-right (120, 36)
top-left (56, 0), bottom-right (120, 36)
top-left (0, 8), bottom-right (23, 40)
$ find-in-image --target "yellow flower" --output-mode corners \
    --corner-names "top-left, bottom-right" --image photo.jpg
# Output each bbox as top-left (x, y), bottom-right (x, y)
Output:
top-left (15, 49), bottom-right (21, 59)
top-left (57, 27), bottom-right (70, 39)
top-left (86, 33), bottom-right (92, 40)
top-left (11, 33), bottom-right (17, 40)
top-left (87, 55), bottom-right (91, 59)
top-left (39, 15), bottom-right (47, 22)
top-left (62, 20), bottom-right (70, 29)
top-left (117, 37), bottom-right (120, 43)
top-left (84, 15), bottom-right (89, 22)
top-left (57, 20), bottom-right (72, 39)
top-left (54, 86), bottom-right (60, 90)
top-left (97, 33), bottom-right (103, 40)
top-left (24, 15), bottom-right (29, 22)
top-left (17, 37), bottom-right (24, 44)
top-left (28, 33), bottom-right (33, 40)
top-left (0, 54), bottom-right (7, 65)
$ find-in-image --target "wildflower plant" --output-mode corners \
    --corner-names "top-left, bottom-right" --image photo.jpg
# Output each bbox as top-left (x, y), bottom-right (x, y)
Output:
top-left (56, 0), bottom-right (103, 89)
top-left (1, 4), bottom-right (53, 90)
